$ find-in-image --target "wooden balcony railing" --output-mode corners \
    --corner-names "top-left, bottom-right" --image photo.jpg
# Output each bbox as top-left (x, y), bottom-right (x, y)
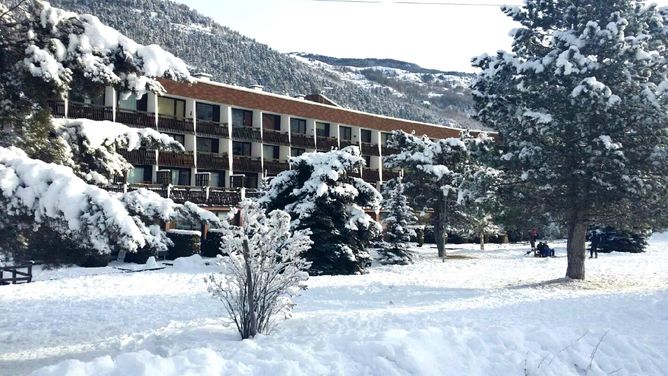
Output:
top-left (381, 145), bottom-right (401, 155)
top-left (233, 156), bottom-right (262, 172)
top-left (47, 100), bottom-right (66, 117)
top-left (68, 102), bottom-right (113, 121)
top-left (158, 151), bottom-right (195, 168)
top-left (316, 137), bottom-right (338, 151)
top-left (340, 140), bottom-right (355, 148)
top-left (197, 152), bottom-right (229, 170)
top-left (119, 148), bottom-right (157, 165)
top-left (291, 133), bottom-right (315, 148)
top-left (264, 159), bottom-right (290, 175)
top-left (208, 189), bottom-right (242, 206)
top-left (383, 169), bottom-right (401, 181)
top-left (232, 126), bottom-right (262, 142)
top-left (361, 142), bottom-right (380, 156)
top-left (116, 110), bottom-right (156, 128)
top-left (363, 168), bottom-right (380, 183)
top-left (158, 116), bottom-right (194, 134)
top-left (197, 121), bottom-right (229, 138)
top-left (263, 129), bottom-right (290, 145)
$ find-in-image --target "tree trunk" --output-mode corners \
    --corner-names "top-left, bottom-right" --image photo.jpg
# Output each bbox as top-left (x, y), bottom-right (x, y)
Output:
top-left (479, 231), bottom-right (485, 251)
top-left (242, 238), bottom-right (257, 338)
top-left (566, 215), bottom-right (587, 280)
top-left (436, 199), bottom-right (448, 260)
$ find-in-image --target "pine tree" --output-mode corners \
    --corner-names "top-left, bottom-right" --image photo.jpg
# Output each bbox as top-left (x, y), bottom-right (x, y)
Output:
top-left (385, 130), bottom-right (498, 259)
top-left (472, 0), bottom-right (668, 279)
top-left (379, 176), bottom-right (418, 264)
top-left (260, 146), bottom-right (382, 275)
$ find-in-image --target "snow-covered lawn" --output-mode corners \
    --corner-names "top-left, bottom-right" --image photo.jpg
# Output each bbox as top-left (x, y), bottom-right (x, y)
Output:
top-left (2, 237), bottom-right (667, 376)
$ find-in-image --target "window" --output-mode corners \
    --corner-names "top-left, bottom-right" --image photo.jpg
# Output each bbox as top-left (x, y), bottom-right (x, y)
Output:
top-left (291, 148), bottom-right (305, 157)
top-left (316, 122), bottom-right (330, 137)
top-left (290, 118), bottom-right (307, 134)
top-left (360, 129), bottom-right (372, 143)
top-left (245, 174), bottom-right (258, 189)
top-left (70, 91), bottom-right (104, 106)
top-left (263, 145), bottom-right (279, 160)
top-left (197, 137), bottom-right (220, 153)
top-left (196, 102), bottom-right (220, 123)
top-left (262, 113), bottom-right (281, 130)
top-left (158, 97), bottom-right (185, 119)
top-left (381, 132), bottom-right (392, 145)
top-left (198, 170), bottom-right (223, 187)
top-left (165, 133), bottom-right (185, 146)
top-left (127, 165), bottom-right (152, 184)
top-left (233, 141), bottom-right (252, 156)
top-left (169, 168), bottom-right (191, 186)
top-left (339, 126), bottom-right (352, 141)
top-left (232, 108), bottom-right (253, 127)
top-left (363, 155), bottom-right (371, 167)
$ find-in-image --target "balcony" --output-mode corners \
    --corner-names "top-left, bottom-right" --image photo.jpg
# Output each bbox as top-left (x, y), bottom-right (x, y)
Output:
top-left (208, 188), bottom-right (243, 206)
top-left (47, 100), bottom-right (66, 117)
top-left (383, 169), bottom-right (401, 181)
top-left (316, 137), bottom-right (338, 151)
top-left (291, 133), bottom-right (315, 148)
top-left (68, 102), bottom-right (113, 121)
top-left (119, 149), bottom-right (157, 165)
top-left (158, 115), bottom-right (194, 134)
top-left (158, 151), bottom-right (195, 168)
top-left (340, 140), bottom-right (355, 148)
top-left (264, 159), bottom-right (290, 176)
top-left (233, 156), bottom-right (262, 172)
top-left (116, 110), bottom-right (156, 128)
top-left (197, 120), bottom-right (229, 138)
top-left (232, 126), bottom-right (262, 142)
top-left (381, 145), bottom-right (401, 155)
top-left (197, 152), bottom-right (229, 170)
top-left (362, 168), bottom-right (380, 183)
top-left (361, 142), bottom-right (380, 156)
top-left (263, 129), bottom-right (290, 145)
top-left (108, 184), bottom-right (243, 206)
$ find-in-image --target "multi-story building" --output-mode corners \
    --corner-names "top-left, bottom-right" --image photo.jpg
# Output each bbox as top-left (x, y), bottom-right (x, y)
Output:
top-left (48, 74), bottom-right (470, 215)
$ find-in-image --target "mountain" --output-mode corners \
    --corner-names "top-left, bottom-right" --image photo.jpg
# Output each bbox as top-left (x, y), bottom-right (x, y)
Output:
top-left (40, 0), bottom-right (486, 130)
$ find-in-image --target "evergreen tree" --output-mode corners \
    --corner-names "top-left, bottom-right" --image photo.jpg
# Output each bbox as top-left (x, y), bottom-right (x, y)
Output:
top-left (472, 0), bottom-right (668, 279)
top-left (379, 176), bottom-right (418, 264)
top-left (260, 146), bottom-right (382, 275)
top-left (457, 166), bottom-right (502, 251)
top-left (385, 130), bottom-right (498, 259)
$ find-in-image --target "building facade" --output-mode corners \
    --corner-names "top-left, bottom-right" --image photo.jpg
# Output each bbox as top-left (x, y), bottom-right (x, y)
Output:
top-left (48, 76), bottom-right (469, 213)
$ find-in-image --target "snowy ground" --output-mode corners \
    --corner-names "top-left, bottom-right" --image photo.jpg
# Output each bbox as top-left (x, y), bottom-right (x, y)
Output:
top-left (1, 236), bottom-right (667, 376)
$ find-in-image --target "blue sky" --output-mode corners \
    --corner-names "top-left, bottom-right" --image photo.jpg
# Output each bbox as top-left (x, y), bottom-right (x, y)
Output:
top-left (174, 0), bottom-right (668, 73)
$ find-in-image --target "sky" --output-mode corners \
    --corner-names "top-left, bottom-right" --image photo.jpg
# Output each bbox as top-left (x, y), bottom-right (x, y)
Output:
top-left (174, 0), bottom-right (668, 73)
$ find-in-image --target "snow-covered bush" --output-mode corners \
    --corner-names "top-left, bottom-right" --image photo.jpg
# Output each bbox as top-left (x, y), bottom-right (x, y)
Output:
top-left (379, 176), bottom-right (417, 265)
top-left (207, 200), bottom-right (311, 339)
top-left (472, 0), bottom-right (668, 279)
top-left (260, 146), bottom-right (382, 275)
top-left (166, 230), bottom-right (201, 260)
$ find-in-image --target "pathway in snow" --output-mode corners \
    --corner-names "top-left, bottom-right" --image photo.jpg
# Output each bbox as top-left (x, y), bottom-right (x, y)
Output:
top-left (1, 238), bottom-right (667, 375)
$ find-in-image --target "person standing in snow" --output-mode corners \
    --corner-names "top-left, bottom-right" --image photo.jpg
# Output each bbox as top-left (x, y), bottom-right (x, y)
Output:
top-left (529, 227), bottom-right (539, 250)
top-left (590, 230), bottom-right (600, 259)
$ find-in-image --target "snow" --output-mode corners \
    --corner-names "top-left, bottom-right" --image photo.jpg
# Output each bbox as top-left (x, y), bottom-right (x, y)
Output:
top-left (0, 236), bottom-right (665, 375)
top-left (167, 229), bottom-right (202, 236)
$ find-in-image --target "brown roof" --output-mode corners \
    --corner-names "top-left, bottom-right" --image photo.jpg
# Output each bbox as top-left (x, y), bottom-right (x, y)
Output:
top-left (160, 79), bottom-right (469, 139)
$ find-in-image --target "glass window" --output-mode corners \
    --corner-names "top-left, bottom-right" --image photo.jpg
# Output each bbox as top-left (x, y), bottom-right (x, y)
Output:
top-left (363, 155), bottom-right (371, 166)
top-left (196, 102), bottom-right (219, 122)
top-left (158, 97), bottom-right (185, 119)
top-left (169, 168), bottom-right (191, 186)
top-left (198, 171), bottom-right (223, 187)
top-left (291, 148), bottom-right (305, 157)
top-left (361, 129), bottom-right (372, 143)
top-left (339, 126), bottom-right (352, 141)
top-left (290, 118), bottom-right (307, 134)
top-left (316, 122), bottom-right (330, 137)
top-left (232, 108), bottom-right (253, 127)
top-left (262, 113), bottom-right (281, 130)
top-left (233, 141), bottom-right (252, 156)
top-left (127, 166), bottom-right (151, 184)
top-left (118, 94), bottom-right (137, 111)
top-left (197, 136), bottom-right (219, 153)
top-left (165, 133), bottom-right (185, 146)
top-left (263, 145), bottom-right (279, 160)
top-left (381, 132), bottom-right (392, 145)
top-left (246, 174), bottom-right (258, 189)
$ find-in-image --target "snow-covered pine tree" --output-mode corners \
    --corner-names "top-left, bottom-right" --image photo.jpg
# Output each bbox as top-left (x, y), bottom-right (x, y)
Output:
top-left (207, 200), bottom-right (312, 339)
top-left (379, 176), bottom-right (417, 264)
top-left (472, 0), bottom-right (668, 279)
top-left (384, 130), bottom-right (497, 259)
top-left (260, 146), bottom-right (382, 275)
top-left (0, 1), bottom-right (220, 260)
top-left (457, 162), bottom-right (502, 251)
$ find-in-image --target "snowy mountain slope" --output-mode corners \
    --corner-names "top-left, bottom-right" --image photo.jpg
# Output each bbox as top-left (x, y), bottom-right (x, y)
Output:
top-left (28, 0), bottom-right (488, 130)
